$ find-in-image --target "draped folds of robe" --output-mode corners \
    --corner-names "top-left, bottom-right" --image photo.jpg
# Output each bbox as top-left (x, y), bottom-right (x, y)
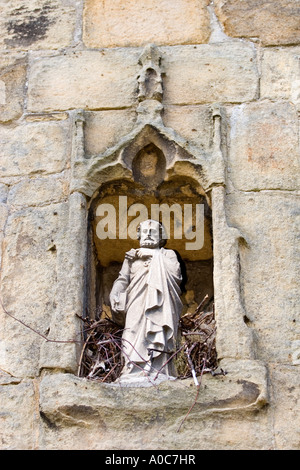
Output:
top-left (110, 248), bottom-right (183, 377)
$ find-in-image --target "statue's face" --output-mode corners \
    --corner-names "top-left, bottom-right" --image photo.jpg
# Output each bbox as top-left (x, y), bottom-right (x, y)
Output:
top-left (139, 220), bottom-right (161, 248)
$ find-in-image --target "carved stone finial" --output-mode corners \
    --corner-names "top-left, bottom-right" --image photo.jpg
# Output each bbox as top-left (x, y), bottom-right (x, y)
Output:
top-left (137, 44), bottom-right (163, 102)
top-left (212, 103), bottom-right (221, 118)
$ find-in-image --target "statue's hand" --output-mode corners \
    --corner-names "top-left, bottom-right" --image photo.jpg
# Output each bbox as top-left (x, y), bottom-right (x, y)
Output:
top-left (125, 248), bottom-right (137, 260)
top-left (111, 295), bottom-right (119, 311)
top-left (111, 292), bottom-right (126, 312)
top-left (136, 248), bottom-right (154, 259)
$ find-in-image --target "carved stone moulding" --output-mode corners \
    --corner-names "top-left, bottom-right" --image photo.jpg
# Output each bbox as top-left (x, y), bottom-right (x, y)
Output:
top-left (39, 358), bottom-right (268, 434)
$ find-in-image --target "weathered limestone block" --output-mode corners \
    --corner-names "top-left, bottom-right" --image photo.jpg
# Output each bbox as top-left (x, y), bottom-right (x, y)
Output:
top-left (228, 101), bottom-right (300, 191)
top-left (83, 0), bottom-right (211, 48)
top-left (0, 0), bottom-right (76, 50)
top-left (7, 173), bottom-right (69, 208)
top-left (27, 50), bottom-right (141, 112)
top-left (226, 191), bottom-right (300, 363)
top-left (211, 186), bottom-right (255, 360)
top-left (162, 105), bottom-right (213, 152)
top-left (162, 42), bottom-right (259, 105)
top-left (214, 0), bottom-right (300, 46)
top-left (269, 364), bottom-right (300, 450)
top-left (39, 359), bottom-right (269, 449)
top-left (261, 47), bottom-right (300, 103)
top-left (84, 110), bottom-right (137, 156)
top-left (0, 120), bottom-right (70, 178)
top-left (0, 203), bottom-right (69, 377)
top-left (0, 54), bottom-right (27, 122)
top-left (0, 376), bottom-right (38, 450)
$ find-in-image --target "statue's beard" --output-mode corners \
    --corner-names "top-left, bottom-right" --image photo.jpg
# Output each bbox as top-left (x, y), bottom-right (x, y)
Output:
top-left (140, 238), bottom-right (159, 248)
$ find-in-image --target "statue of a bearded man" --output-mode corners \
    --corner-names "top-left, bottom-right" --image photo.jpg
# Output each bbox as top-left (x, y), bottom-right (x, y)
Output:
top-left (110, 219), bottom-right (183, 384)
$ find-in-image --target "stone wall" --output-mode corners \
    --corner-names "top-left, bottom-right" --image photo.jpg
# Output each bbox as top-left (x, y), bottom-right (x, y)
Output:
top-left (0, 0), bottom-right (299, 450)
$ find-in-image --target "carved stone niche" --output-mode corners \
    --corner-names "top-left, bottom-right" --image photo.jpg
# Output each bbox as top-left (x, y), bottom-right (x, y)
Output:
top-left (38, 108), bottom-right (268, 428)
top-left (39, 47), bottom-right (268, 427)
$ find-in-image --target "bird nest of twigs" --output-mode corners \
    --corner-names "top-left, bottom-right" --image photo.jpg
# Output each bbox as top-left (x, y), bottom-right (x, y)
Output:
top-left (77, 294), bottom-right (218, 383)
top-left (175, 295), bottom-right (218, 379)
top-left (77, 317), bottom-right (125, 383)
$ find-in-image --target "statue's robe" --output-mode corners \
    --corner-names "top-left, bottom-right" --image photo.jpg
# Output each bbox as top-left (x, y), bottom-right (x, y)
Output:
top-left (110, 248), bottom-right (182, 377)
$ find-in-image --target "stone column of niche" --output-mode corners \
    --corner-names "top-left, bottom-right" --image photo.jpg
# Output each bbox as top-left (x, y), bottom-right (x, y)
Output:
top-left (211, 185), bottom-right (255, 360)
top-left (206, 105), bottom-right (254, 361)
top-left (135, 44), bottom-right (164, 128)
top-left (39, 114), bottom-right (88, 373)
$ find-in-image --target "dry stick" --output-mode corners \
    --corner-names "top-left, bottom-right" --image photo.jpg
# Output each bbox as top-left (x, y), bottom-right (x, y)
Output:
top-left (180, 295), bottom-right (208, 322)
top-left (88, 338), bottom-right (121, 380)
top-left (182, 331), bottom-right (206, 336)
top-left (186, 343), bottom-right (199, 386)
top-left (110, 335), bottom-right (159, 387)
top-left (103, 350), bottom-right (122, 381)
top-left (103, 342), bottom-right (112, 367)
top-left (77, 330), bottom-right (95, 376)
top-left (189, 294), bottom-right (209, 318)
top-left (153, 344), bottom-right (185, 381)
top-left (100, 362), bottom-right (119, 383)
top-left (176, 353), bottom-right (207, 433)
top-left (77, 316), bottom-right (104, 331)
top-left (109, 335), bottom-right (149, 373)
top-left (198, 311), bottom-right (214, 325)
top-left (111, 334), bottom-right (152, 367)
top-left (87, 351), bottom-right (101, 379)
top-left (0, 297), bottom-right (80, 344)
top-left (77, 316), bottom-right (124, 377)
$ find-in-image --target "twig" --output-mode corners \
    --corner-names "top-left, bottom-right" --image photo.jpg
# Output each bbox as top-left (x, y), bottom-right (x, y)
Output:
top-left (110, 335), bottom-right (150, 368)
top-left (110, 335), bottom-right (158, 386)
top-left (77, 330), bottom-right (95, 376)
top-left (177, 384), bottom-right (200, 433)
top-left (182, 331), bottom-right (206, 336)
top-left (194, 294), bottom-right (209, 314)
top-left (153, 344), bottom-right (185, 381)
top-left (0, 297), bottom-right (80, 344)
top-left (185, 343), bottom-right (199, 386)
top-left (100, 362), bottom-right (119, 383)
top-left (177, 357), bottom-right (206, 433)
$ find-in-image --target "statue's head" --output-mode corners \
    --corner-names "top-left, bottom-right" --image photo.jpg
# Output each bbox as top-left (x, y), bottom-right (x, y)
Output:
top-left (137, 219), bottom-right (167, 248)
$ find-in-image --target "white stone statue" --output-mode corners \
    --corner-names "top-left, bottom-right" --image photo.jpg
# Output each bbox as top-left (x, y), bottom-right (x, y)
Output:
top-left (110, 219), bottom-right (183, 384)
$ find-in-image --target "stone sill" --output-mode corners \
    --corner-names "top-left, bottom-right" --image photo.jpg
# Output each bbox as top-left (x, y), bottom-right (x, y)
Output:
top-left (39, 359), bottom-right (268, 429)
